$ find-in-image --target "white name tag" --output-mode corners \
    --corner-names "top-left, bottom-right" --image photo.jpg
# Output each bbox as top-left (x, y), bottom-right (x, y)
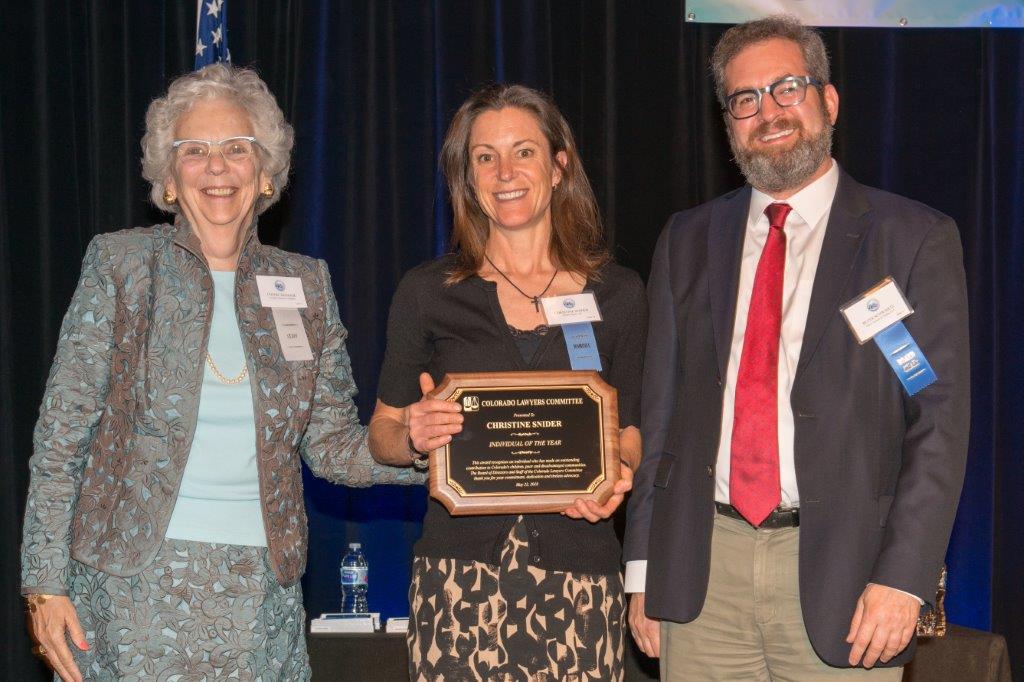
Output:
top-left (271, 308), bottom-right (314, 361)
top-left (540, 293), bottom-right (602, 326)
top-left (256, 275), bottom-right (313, 360)
top-left (840, 277), bottom-right (914, 344)
top-left (256, 275), bottom-right (308, 309)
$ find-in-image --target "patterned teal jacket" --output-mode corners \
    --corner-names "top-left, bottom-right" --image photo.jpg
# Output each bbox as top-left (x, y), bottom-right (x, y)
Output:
top-left (21, 221), bottom-right (422, 593)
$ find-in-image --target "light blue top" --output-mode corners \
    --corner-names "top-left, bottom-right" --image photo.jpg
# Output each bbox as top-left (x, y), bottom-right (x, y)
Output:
top-left (165, 270), bottom-right (267, 547)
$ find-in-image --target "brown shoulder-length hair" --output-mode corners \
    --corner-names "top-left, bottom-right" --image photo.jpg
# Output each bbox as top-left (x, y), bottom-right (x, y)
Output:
top-left (440, 83), bottom-right (609, 284)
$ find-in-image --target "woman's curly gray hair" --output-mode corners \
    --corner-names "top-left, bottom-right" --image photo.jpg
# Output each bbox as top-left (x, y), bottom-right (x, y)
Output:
top-left (141, 63), bottom-right (294, 214)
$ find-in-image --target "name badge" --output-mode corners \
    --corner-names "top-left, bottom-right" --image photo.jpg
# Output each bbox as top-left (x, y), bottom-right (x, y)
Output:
top-left (839, 277), bottom-right (912, 344)
top-left (540, 293), bottom-right (603, 371)
top-left (256, 274), bottom-right (313, 361)
top-left (841, 278), bottom-right (936, 396)
top-left (256, 275), bottom-right (308, 309)
top-left (540, 293), bottom-right (603, 326)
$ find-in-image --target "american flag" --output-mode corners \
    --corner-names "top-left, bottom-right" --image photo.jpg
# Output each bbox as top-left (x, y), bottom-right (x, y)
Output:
top-left (194, 0), bottom-right (229, 69)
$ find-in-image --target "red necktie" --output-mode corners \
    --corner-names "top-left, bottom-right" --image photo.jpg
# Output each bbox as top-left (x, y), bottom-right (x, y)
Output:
top-left (730, 202), bottom-right (791, 527)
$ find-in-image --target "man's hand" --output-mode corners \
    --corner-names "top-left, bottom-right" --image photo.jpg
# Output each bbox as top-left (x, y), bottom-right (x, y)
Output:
top-left (628, 592), bottom-right (661, 658)
top-left (846, 583), bottom-right (920, 668)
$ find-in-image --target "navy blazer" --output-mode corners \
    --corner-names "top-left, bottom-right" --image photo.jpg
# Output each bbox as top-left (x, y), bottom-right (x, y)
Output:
top-left (624, 169), bottom-right (970, 668)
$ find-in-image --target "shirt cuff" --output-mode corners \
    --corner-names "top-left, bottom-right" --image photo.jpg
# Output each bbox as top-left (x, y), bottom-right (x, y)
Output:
top-left (869, 582), bottom-right (924, 606)
top-left (624, 560), bottom-right (647, 593)
top-left (21, 585), bottom-right (68, 597)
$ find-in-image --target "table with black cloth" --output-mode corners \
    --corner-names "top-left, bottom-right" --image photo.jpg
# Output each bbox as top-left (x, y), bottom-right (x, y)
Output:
top-left (308, 624), bottom-right (1010, 681)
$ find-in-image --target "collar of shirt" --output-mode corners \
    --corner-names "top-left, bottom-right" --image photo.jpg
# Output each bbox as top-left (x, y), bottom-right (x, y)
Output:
top-left (747, 158), bottom-right (841, 234)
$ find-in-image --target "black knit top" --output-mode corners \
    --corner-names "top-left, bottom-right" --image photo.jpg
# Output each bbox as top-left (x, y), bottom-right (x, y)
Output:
top-left (377, 255), bottom-right (647, 575)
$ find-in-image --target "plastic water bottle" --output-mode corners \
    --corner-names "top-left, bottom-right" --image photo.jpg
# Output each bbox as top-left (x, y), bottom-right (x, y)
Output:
top-left (340, 542), bottom-right (369, 613)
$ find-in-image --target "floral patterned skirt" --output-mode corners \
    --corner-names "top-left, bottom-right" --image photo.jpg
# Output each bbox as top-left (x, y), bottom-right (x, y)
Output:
top-left (65, 537), bottom-right (309, 681)
top-left (408, 519), bottom-right (625, 681)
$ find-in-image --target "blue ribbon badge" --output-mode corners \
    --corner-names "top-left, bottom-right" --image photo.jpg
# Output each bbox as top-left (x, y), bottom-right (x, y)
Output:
top-left (539, 293), bottom-right (604, 372)
top-left (840, 277), bottom-right (937, 397)
top-left (562, 322), bottom-right (602, 371)
top-left (872, 321), bottom-right (937, 396)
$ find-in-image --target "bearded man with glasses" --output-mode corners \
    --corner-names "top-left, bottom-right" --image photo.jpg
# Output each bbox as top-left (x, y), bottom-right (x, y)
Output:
top-left (624, 14), bottom-right (970, 680)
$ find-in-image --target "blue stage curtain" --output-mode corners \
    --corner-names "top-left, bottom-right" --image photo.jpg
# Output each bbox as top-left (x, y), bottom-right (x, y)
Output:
top-left (1, 2), bottom-right (1021, 679)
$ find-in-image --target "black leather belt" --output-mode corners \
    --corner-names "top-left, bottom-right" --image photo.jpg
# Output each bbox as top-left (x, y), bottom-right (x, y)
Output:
top-left (715, 501), bottom-right (800, 528)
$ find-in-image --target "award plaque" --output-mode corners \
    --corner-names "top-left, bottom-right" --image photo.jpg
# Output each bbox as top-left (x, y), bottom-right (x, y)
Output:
top-left (428, 370), bottom-right (620, 516)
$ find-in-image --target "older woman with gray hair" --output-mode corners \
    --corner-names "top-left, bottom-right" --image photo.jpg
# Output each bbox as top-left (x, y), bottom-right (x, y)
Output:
top-left (20, 63), bottom-right (420, 681)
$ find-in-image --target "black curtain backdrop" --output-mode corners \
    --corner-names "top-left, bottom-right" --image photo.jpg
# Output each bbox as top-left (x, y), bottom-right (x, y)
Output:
top-left (2, 2), bottom-right (1021, 680)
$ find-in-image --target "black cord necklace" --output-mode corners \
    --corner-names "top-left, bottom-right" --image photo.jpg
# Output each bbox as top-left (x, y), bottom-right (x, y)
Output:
top-left (484, 254), bottom-right (558, 313)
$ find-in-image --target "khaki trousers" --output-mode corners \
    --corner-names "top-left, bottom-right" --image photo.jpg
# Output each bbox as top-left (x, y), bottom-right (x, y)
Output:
top-left (661, 513), bottom-right (903, 681)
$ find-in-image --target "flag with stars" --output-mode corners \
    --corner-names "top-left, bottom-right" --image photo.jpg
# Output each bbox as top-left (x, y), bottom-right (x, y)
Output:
top-left (194, 0), bottom-right (229, 69)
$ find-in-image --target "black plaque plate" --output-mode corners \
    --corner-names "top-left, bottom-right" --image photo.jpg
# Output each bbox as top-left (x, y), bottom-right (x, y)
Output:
top-left (428, 371), bottom-right (620, 515)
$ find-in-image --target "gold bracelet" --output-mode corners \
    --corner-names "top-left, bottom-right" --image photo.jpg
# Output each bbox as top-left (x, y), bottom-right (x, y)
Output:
top-left (25, 593), bottom-right (54, 613)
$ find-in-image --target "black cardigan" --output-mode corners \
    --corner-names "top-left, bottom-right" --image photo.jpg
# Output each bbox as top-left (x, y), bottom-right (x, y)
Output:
top-left (378, 255), bottom-right (647, 576)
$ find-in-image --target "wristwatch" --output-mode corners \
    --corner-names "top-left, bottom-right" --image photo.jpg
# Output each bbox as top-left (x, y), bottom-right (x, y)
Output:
top-left (407, 432), bottom-right (430, 470)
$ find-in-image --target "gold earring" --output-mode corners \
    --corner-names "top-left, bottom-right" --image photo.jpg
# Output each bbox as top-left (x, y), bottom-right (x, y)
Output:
top-left (163, 189), bottom-right (177, 204)
top-left (261, 183), bottom-right (274, 198)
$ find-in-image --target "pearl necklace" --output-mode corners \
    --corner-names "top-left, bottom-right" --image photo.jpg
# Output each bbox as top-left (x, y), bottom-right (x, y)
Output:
top-left (205, 352), bottom-right (248, 385)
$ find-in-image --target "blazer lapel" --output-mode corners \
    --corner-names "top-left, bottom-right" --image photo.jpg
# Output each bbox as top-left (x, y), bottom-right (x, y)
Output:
top-left (796, 171), bottom-right (872, 375)
top-left (708, 186), bottom-right (751, 381)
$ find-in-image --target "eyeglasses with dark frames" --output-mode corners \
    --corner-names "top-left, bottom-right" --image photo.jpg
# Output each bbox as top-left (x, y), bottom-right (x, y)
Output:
top-left (725, 76), bottom-right (823, 120)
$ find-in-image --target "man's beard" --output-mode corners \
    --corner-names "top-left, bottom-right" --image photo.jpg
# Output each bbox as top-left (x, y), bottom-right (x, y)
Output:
top-left (728, 115), bottom-right (833, 194)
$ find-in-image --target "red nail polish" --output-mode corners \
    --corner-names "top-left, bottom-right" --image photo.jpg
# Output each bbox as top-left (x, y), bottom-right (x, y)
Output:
top-left (79, 641), bottom-right (90, 650)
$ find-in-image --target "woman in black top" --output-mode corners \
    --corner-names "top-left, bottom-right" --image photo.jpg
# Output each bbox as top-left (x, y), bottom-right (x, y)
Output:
top-left (369, 84), bottom-right (647, 681)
